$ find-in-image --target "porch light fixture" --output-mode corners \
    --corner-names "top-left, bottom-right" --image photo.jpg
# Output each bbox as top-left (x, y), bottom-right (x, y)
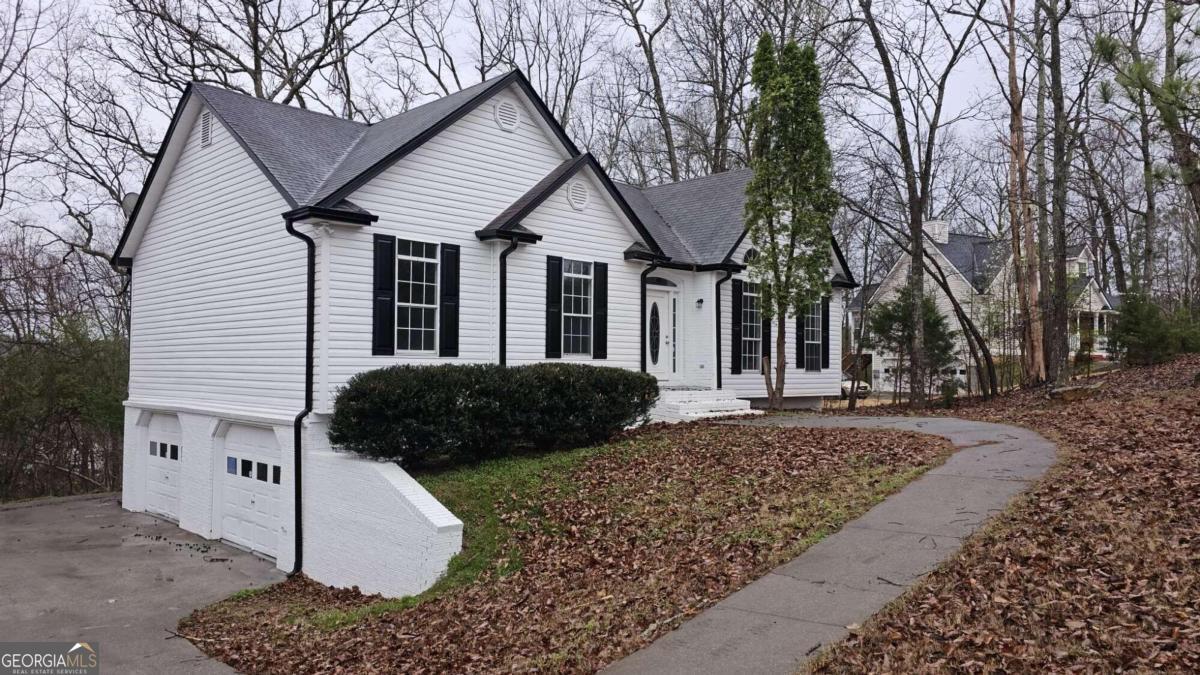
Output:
top-left (695, 298), bottom-right (704, 308)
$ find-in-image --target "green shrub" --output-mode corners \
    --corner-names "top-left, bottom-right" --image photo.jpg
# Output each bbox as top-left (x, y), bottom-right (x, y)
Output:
top-left (1110, 295), bottom-right (1200, 365)
top-left (327, 363), bottom-right (659, 467)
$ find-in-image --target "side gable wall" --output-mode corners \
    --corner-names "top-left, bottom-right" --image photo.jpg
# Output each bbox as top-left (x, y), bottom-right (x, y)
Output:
top-left (129, 105), bottom-right (304, 415)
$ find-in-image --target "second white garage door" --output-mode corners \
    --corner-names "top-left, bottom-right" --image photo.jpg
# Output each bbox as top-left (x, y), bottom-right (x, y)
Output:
top-left (220, 424), bottom-right (283, 558)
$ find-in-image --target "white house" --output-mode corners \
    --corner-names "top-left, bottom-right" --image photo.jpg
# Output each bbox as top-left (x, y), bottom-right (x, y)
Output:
top-left (846, 220), bottom-right (1120, 394)
top-left (112, 71), bottom-right (856, 597)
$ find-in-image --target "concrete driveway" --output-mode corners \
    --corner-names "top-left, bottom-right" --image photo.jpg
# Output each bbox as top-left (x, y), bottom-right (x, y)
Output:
top-left (0, 494), bottom-right (283, 674)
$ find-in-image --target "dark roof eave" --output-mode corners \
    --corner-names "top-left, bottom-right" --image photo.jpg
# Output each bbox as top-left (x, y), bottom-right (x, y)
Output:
top-left (113, 84), bottom-right (197, 267)
top-left (282, 204), bottom-right (379, 225)
top-left (476, 228), bottom-right (542, 243)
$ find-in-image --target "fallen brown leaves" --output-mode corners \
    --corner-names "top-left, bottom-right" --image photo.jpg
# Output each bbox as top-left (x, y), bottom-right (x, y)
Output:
top-left (181, 423), bottom-right (948, 674)
top-left (814, 356), bottom-right (1200, 673)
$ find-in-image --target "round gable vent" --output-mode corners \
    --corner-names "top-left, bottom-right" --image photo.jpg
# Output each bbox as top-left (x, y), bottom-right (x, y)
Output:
top-left (567, 180), bottom-right (590, 211)
top-left (494, 99), bottom-right (521, 131)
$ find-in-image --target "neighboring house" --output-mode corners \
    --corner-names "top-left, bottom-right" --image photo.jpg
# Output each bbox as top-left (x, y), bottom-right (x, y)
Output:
top-left (112, 70), bottom-right (856, 596)
top-left (846, 220), bottom-right (1120, 394)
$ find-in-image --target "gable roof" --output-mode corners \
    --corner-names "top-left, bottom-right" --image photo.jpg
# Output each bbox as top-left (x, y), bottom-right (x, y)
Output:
top-left (849, 283), bottom-right (880, 312)
top-left (927, 232), bottom-right (1008, 292)
top-left (628, 169), bottom-right (753, 265)
top-left (618, 168), bottom-right (856, 285)
top-left (116, 74), bottom-right (852, 281)
top-left (115, 71), bottom-right (578, 264)
top-left (476, 154), bottom-right (665, 255)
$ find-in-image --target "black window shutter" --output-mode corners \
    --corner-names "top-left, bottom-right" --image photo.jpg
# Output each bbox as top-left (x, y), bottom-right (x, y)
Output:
top-left (821, 297), bottom-right (831, 369)
top-left (545, 256), bottom-right (563, 358)
top-left (730, 278), bottom-right (743, 374)
top-left (593, 262), bottom-right (608, 359)
top-left (372, 234), bottom-right (396, 355)
top-left (438, 243), bottom-right (460, 357)
top-left (796, 315), bottom-right (803, 369)
top-left (762, 315), bottom-right (771, 373)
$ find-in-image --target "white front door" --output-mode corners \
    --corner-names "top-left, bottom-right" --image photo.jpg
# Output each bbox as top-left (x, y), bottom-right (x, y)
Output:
top-left (646, 288), bottom-right (676, 383)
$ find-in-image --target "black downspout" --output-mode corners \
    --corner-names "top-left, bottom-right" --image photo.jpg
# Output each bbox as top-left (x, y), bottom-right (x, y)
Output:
top-left (498, 238), bottom-right (520, 366)
top-left (639, 262), bottom-right (661, 372)
top-left (284, 218), bottom-right (314, 576)
top-left (715, 269), bottom-right (733, 389)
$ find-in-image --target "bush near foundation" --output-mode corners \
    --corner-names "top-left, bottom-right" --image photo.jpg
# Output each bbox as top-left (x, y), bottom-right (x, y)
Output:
top-left (328, 363), bottom-right (659, 467)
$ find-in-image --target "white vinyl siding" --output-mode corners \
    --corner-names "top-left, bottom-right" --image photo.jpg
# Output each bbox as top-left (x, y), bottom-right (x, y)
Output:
top-left (128, 105), bottom-right (304, 416)
top-left (316, 85), bottom-right (571, 411)
top-left (505, 168), bottom-right (644, 369)
top-left (318, 85), bottom-right (648, 410)
top-left (720, 236), bottom-right (843, 399)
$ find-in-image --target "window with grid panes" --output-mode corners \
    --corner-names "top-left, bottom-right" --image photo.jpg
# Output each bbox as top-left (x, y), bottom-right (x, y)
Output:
top-left (804, 302), bottom-right (822, 371)
top-left (562, 259), bottom-right (592, 355)
top-left (396, 239), bottom-right (438, 351)
top-left (741, 282), bottom-right (761, 372)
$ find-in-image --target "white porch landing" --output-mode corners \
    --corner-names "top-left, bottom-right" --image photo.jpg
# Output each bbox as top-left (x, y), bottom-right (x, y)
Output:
top-left (650, 387), bottom-right (760, 423)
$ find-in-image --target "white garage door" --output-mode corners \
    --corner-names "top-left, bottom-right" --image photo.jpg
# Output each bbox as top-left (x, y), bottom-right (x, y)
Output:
top-left (220, 425), bottom-right (282, 558)
top-left (145, 414), bottom-right (182, 521)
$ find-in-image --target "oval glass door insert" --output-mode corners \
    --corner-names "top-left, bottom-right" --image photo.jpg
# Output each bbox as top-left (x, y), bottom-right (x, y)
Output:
top-left (649, 302), bottom-right (661, 365)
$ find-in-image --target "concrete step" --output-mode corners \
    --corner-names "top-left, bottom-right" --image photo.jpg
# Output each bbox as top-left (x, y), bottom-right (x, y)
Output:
top-left (650, 389), bottom-right (758, 423)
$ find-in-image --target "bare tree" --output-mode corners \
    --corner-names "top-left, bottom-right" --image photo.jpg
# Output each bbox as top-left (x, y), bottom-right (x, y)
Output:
top-left (836, 0), bottom-right (987, 406)
top-left (602, 0), bottom-right (678, 181)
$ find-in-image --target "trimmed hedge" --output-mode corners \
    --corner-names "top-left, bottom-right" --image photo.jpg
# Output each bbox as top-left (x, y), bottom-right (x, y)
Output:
top-left (327, 363), bottom-right (659, 467)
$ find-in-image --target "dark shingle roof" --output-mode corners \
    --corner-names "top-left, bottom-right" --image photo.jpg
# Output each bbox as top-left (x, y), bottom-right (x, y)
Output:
top-left (191, 75), bottom-right (510, 207)
top-left (619, 168), bottom-right (854, 283)
top-left (614, 183), bottom-right (695, 262)
top-left (930, 233), bottom-right (1008, 292)
top-left (849, 283), bottom-right (880, 311)
top-left (636, 168), bottom-right (754, 265)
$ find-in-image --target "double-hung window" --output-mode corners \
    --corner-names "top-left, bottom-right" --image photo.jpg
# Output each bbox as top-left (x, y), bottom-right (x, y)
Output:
top-left (396, 239), bottom-right (438, 351)
top-left (562, 259), bottom-right (593, 355)
top-left (804, 302), bottom-right (822, 371)
top-left (740, 282), bottom-right (762, 372)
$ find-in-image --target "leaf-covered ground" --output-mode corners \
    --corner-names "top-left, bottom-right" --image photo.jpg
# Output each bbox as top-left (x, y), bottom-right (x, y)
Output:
top-left (180, 423), bottom-right (949, 674)
top-left (813, 356), bottom-right (1200, 672)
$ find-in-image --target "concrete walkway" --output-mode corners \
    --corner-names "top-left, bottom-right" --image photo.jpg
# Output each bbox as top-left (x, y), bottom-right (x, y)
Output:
top-left (606, 416), bottom-right (1057, 675)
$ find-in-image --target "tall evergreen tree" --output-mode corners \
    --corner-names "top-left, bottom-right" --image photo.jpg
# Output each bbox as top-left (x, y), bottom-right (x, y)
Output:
top-left (744, 34), bottom-right (839, 409)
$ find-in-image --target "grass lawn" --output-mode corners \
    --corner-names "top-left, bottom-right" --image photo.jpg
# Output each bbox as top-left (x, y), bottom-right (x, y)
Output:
top-left (181, 421), bottom-right (950, 674)
top-left (811, 356), bottom-right (1200, 672)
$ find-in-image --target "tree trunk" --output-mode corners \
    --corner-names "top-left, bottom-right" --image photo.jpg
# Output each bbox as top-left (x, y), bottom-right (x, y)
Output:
top-left (1080, 137), bottom-right (1127, 294)
top-left (1034, 2), bottom-right (1054, 377)
top-left (1041, 0), bottom-right (1071, 386)
top-left (1006, 0), bottom-right (1046, 386)
top-left (1136, 90), bottom-right (1157, 292)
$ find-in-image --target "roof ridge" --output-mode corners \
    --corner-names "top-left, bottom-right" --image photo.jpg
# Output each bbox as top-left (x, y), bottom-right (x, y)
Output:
top-left (642, 166), bottom-right (752, 193)
top-left (362, 73), bottom-right (512, 128)
top-left (190, 82), bottom-right (368, 127)
top-left (308, 72), bottom-right (518, 205)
